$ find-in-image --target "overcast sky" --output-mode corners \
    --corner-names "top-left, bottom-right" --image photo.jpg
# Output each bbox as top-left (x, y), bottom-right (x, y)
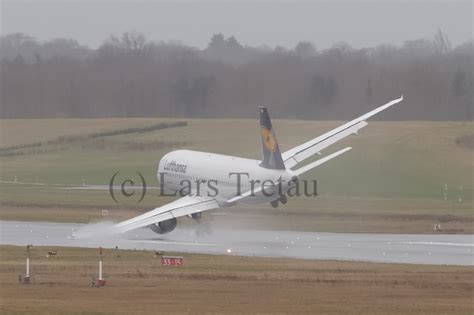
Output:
top-left (1, 0), bottom-right (472, 49)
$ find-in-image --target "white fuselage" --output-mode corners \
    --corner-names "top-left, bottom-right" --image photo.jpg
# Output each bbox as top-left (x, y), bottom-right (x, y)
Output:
top-left (157, 150), bottom-right (296, 206)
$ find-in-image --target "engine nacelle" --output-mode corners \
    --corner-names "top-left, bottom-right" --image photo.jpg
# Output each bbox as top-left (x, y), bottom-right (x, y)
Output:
top-left (149, 218), bottom-right (177, 234)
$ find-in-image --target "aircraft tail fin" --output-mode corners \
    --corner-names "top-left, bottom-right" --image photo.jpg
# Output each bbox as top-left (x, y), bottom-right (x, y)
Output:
top-left (259, 106), bottom-right (285, 170)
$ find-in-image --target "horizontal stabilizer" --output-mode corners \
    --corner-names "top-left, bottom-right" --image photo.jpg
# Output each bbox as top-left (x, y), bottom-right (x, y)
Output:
top-left (293, 147), bottom-right (352, 176)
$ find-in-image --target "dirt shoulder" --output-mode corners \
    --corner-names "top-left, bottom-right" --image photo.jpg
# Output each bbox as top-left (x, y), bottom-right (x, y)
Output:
top-left (0, 245), bottom-right (472, 314)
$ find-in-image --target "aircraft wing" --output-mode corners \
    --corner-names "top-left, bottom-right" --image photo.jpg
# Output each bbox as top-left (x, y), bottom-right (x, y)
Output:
top-left (114, 195), bottom-right (219, 233)
top-left (282, 95), bottom-right (403, 169)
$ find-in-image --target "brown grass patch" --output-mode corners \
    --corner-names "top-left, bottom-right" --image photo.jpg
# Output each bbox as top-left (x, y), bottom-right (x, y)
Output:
top-left (455, 133), bottom-right (474, 150)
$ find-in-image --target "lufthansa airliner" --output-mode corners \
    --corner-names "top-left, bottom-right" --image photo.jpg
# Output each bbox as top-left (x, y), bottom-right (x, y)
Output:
top-left (114, 96), bottom-right (403, 234)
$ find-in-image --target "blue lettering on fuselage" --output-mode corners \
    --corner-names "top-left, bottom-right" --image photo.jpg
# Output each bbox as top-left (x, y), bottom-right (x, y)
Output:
top-left (163, 160), bottom-right (187, 173)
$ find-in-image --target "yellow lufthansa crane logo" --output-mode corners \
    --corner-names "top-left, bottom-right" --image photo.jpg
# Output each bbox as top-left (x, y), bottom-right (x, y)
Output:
top-left (261, 127), bottom-right (277, 152)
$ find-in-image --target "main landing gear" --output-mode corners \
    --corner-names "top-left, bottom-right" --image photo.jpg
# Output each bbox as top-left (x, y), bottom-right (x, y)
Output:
top-left (270, 195), bottom-right (287, 208)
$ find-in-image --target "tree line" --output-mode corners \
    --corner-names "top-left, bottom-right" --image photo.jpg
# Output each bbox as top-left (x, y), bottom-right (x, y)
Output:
top-left (0, 30), bottom-right (472, 120)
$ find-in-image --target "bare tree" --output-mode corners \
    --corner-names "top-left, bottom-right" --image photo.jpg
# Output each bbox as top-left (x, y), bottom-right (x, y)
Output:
top-left (433, 28), bottom-right (452, 55)
top-left (1, 32), bottom-right (472, 120)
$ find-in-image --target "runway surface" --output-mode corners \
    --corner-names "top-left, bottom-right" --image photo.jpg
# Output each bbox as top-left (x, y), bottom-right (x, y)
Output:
top-left (1, 220), bottom-right (472, 266)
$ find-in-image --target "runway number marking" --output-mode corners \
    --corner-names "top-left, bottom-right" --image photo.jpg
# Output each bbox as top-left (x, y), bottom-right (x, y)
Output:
top-left (161, 256), bottom-right (184, 266)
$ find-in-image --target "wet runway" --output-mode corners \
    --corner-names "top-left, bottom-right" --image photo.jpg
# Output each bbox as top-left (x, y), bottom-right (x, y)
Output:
top-left (1, 220), bottom-right (472, 266)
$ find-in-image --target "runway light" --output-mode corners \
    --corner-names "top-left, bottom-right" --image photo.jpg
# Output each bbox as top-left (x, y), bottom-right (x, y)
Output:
top-left (226, 248), bottom-right (232, 254)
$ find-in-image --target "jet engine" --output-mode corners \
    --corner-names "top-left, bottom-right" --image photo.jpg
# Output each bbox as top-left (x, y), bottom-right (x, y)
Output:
top-left (149, 218), bottom-right (177, 234)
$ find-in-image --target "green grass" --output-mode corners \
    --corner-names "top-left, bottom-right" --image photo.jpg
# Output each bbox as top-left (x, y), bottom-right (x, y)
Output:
top-left (0, 118), bottom-right (472, 232)
top-left (1, 119), bottom-right (472, 199)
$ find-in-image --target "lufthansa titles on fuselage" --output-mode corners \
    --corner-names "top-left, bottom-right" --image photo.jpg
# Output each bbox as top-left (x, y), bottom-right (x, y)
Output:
top-left (163, 160), bottom-right (187, 173)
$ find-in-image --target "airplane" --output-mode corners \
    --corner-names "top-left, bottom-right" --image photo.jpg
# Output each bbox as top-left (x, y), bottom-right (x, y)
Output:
top-left (114, 95), bottom-right (403, 234)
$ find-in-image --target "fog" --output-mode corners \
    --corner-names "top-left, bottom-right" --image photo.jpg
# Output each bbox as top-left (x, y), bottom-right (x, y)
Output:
top-left (2, 1), bottom-right (472, 50)
top-left (0, 1), bottom-right (472, 120)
